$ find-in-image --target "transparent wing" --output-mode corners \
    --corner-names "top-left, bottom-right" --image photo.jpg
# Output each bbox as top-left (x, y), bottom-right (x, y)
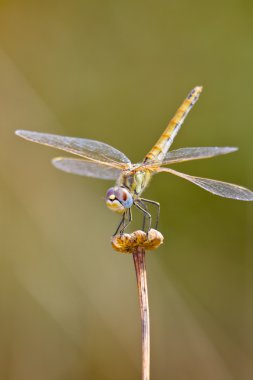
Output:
top-left (52, 157), bottom-right (121, 180)
top-left (143, 147), bottom-right (238, 167)
top-left (158, 167), bottom-right (253, 201)
top-left (15, 130), bottom-right (131, 168)
top-left (161, 146), bottom-right (238, 165)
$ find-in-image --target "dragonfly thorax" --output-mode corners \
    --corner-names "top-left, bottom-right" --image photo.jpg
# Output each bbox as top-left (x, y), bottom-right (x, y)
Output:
top-left (118, 169), bottom-right (152, 197)
top-left (106, 186), bottom-right (133, 214)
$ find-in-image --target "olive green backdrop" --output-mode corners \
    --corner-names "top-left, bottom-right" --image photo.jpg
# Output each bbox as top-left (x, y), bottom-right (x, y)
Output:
top-left (0, 1), bottom-right (253, 379)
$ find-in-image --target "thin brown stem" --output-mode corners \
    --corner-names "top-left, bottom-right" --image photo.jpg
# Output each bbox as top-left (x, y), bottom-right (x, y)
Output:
top-left (111, 229), bottom-right (163, 378)
top-left (133, 246), bottom-right (150, 380)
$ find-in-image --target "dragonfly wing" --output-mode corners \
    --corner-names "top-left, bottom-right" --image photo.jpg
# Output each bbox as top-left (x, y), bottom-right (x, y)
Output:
top-left (160, 147), bottom-right (238, 165)
top-left (15, 130), bottom-right (131, 168)
top-left (52, 157), bottom-right (121, 180)
top-left (159, 167), bottom-right (253, 201)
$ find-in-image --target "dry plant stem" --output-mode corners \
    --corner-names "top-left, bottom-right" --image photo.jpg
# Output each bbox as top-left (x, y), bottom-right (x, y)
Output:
top-left (133, 246), bottom-right (150, 380)
top-left (111, 229), bottom-right (163, 379)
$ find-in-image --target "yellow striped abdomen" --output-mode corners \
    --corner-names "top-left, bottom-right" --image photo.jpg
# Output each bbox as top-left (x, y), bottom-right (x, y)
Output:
top-left (144, 86), bottom-right (203, 164)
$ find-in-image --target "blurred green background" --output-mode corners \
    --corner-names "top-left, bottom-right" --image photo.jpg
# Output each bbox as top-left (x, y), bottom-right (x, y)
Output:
top-left (0, 1), bottom-right (253, 379)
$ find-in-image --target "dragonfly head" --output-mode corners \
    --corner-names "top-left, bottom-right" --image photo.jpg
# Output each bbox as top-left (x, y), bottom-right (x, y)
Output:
top-left (106, 186), bottom-right (133, 213)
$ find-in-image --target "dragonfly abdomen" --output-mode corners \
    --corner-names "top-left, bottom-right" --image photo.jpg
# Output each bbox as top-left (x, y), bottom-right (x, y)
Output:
top-left (144, 86), bottom-right (203, 164)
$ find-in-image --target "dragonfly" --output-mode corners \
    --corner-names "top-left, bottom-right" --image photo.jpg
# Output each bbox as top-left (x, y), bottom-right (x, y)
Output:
top-left (15, 86), bottom-right (253, 235)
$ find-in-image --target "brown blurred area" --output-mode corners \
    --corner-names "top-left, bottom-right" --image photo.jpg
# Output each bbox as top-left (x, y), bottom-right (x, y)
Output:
top-left (0, 1), bottom-right (253, 379)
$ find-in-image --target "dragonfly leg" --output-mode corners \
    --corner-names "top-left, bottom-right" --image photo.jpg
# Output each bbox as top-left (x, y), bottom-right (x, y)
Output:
top-left (119, 208), bottom-right (132, 234)
top-left (138, 199), bottom-right (148, 231)
top-left (113, 212), bottom-right (126, 236)
top-left (140, 198), bottom-right (160, 230)
top-left (134, 200), bottom-right (152, 233)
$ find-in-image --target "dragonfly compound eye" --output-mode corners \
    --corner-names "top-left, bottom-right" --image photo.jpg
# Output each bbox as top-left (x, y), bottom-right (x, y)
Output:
top-left (106, 187), bottom-right (116, 199)
top-left (115, 187), bottom-right (133, 208)
top-left (106, 187), bottom-right (133, 213)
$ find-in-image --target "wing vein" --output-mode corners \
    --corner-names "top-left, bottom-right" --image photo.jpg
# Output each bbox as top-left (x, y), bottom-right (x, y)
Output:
top-left (158, 167), bottom-right (253, 201)
top-left (52, 157), bottom-right (121, 180)
top-left (15, 130), bottom-right (130, 169)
